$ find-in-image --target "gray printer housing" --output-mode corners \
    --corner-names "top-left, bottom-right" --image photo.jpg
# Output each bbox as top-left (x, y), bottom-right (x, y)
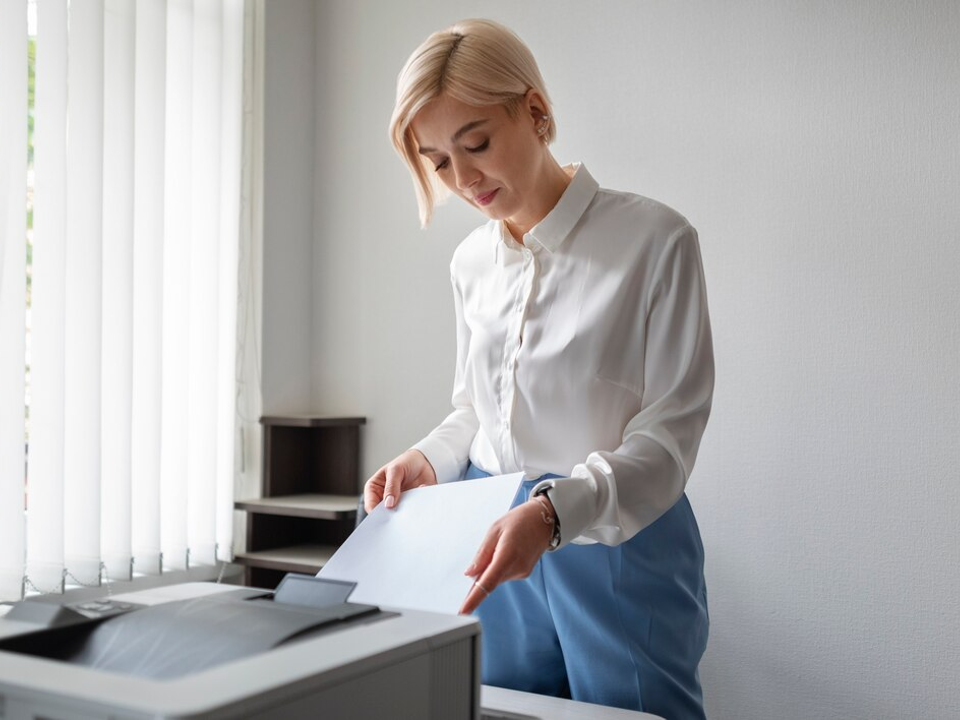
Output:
top-left (0, 584), bottom-right (481, 720)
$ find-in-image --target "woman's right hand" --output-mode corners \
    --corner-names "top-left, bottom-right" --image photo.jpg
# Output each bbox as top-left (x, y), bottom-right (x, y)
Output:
top-left (363, 449), bottom-right (438, 513)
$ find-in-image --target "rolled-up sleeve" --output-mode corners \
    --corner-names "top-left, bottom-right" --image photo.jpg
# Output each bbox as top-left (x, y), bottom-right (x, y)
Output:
top-left (534, 224), bottom-right (714, 547)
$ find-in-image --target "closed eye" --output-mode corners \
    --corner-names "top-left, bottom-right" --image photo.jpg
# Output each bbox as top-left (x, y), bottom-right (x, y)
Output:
top-left (432, 139), bottom-right (488, 172)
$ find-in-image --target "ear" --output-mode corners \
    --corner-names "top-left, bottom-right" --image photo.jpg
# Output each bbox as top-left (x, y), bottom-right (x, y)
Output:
top-left (522, 88), bottom-right (550, 129)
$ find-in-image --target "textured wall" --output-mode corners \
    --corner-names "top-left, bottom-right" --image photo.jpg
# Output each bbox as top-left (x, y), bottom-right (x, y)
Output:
top-left (265, 1), bottom-right (960, 717)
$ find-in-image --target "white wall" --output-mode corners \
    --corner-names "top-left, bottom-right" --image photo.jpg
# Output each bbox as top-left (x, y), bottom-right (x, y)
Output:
top-left (261, 0), bottom-right (315, 413)
top-left (262, 2), bottom-right (960, 718)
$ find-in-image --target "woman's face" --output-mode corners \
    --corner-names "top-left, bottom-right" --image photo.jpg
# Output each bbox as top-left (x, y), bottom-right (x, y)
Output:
top-left (411, 93), bottom-right (552, 232)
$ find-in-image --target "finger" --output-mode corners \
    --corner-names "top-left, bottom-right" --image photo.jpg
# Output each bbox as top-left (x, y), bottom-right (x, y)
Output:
top-left (463, 528), bottom-right (499, 577)
top-left (363, 470), bottom-right (386, 513)
top-left (460, 550), bottom-right (512, 614)
top-left (382, 464), bottom-right (405, 510)
top-left (459, 579), bottom-right (491, 615)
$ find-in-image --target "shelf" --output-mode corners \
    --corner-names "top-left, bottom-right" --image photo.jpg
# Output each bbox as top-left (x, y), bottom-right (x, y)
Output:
top-left (244, 413), bottom-right (366, 588)
top-left (233, 544), bottom-right (338, 574)
top-left (234, 494), bottom-right (358, 520)
top-left (260, 415), bottom-right (366, 428)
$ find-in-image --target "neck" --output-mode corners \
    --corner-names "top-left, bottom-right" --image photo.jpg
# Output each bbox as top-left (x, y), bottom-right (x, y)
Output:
top-left (505, 157), bottom-right (573, 243)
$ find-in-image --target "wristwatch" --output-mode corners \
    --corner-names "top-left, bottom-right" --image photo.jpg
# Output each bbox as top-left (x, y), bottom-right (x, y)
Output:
top-left (533, 486), bottom-right (562, 551)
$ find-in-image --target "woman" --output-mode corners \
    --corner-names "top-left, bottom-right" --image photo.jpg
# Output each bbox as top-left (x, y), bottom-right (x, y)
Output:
top-left (364, 18), bottom-right (714, 719)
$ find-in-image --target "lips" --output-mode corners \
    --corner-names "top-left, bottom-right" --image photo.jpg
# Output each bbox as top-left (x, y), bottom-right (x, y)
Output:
top-left (473, 188), bottom-right (499, 207)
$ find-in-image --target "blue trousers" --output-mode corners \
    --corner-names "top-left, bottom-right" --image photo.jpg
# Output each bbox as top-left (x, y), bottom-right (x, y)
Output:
top-left (464, 464), bottom-right (708, 719)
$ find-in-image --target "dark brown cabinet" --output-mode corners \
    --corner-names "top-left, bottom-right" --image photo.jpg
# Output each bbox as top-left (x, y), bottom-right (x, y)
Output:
top-left (233, 415), bottom-right (365, 589)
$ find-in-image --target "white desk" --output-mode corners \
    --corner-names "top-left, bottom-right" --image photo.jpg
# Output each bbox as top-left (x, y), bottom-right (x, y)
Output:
top-left (482, 685), bottom-right (663, 719)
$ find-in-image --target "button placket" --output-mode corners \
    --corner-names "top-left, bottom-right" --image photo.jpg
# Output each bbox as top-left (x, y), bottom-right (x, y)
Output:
top-left (500, 248), bottom-right (538, 470)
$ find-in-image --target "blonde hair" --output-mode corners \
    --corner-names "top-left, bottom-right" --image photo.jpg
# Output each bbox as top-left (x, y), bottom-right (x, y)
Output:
top-left (389, 19), bottom-right (556, 227)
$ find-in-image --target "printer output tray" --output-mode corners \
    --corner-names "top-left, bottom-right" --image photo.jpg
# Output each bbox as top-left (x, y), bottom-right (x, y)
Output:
top-left (0, 585), bottom-right (383, 680)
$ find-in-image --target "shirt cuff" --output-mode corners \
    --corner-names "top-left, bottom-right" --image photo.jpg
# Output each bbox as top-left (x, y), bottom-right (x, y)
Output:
top-left (411, 436), bottom-right (464, 484)
top-left (529, 472), bottom-right (599, 550)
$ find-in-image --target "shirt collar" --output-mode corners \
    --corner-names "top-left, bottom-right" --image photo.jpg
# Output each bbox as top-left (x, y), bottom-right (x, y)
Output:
top-left (493, 163), bottom-right (599, 263)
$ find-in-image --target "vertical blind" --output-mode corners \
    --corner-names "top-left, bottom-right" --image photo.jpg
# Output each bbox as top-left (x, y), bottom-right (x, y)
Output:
top-left (0, 0), bottom-right (244, 601)
top-left (0, 0), bottom-right (29, 602)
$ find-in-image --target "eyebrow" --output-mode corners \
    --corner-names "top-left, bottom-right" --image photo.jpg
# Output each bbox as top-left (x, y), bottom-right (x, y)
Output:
top-left (418, 119), bottom-right (490, 155)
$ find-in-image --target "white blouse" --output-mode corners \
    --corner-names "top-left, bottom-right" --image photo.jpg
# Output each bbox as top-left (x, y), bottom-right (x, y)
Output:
top-left (413, 163), bottom-right (714, 548)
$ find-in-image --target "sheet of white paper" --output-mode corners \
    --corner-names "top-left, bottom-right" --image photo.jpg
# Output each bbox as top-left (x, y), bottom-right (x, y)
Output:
top-left (318, 473), bottom-right (524, 615)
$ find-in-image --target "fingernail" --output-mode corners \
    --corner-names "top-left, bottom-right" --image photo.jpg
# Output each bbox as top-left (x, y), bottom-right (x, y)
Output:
top-left (385, 494), bottom-right (395, 509)
top-left (464, 562), bottom-right (476, 576)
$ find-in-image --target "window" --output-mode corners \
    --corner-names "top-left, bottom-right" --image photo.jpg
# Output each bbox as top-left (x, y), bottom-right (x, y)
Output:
top-left (0, 0), bottom-right (248, 602)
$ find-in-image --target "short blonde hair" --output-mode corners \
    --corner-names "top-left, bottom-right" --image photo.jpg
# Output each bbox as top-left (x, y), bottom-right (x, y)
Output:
top-left (389, 19), bottom-right (556, 227)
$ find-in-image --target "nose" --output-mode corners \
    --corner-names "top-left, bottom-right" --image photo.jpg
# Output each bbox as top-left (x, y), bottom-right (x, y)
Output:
top-left (451, 155), bottom-right (481, 192)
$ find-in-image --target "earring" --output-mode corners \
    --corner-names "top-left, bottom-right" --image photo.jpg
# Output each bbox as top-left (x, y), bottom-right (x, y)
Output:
top-left (537, 115), bottom-right (550, 135)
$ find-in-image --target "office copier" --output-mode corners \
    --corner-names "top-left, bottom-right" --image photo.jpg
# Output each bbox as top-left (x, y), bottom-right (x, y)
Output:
top-left (0, 576), bottom-right (481, 720)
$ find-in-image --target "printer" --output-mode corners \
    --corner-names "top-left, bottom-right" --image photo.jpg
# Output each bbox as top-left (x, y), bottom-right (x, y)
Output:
top-left (0, 576), bottom-right (481, 720)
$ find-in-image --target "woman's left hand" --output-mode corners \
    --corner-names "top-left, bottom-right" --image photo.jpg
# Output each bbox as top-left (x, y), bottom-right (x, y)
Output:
top-left (459, 498), bottom-right (556, 615)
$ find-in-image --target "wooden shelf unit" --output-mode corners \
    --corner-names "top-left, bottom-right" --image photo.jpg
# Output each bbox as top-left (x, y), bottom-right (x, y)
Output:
top-left (234, 415), bottom-right (366, 588)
